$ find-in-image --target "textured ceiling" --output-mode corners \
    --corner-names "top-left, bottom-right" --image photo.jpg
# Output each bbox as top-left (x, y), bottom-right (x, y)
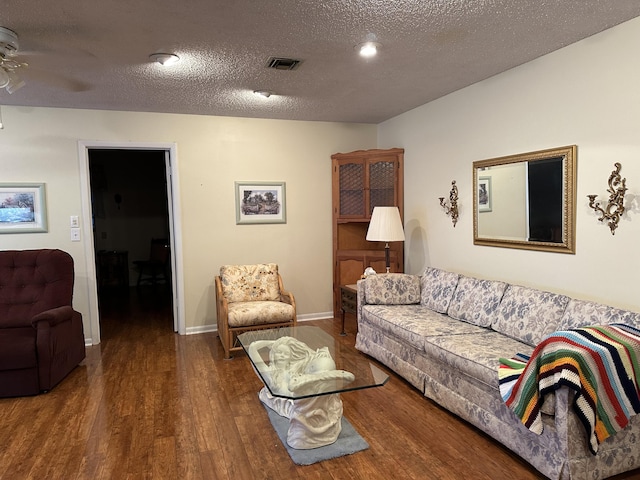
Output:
top-left (1, 1), bottom-right (639, 124)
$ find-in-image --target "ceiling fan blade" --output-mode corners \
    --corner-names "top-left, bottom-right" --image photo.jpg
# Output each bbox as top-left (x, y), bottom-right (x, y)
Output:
top-left (6, 72), bottom-right (25, 93)
top-left (0, 67), bottom-right (9, 88)
top-left (25, 66), bottom-right (90, 92)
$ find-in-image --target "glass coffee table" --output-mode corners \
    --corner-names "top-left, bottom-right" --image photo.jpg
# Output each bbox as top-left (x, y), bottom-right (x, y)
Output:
top-left (238, 325), bottom-right (389, 449)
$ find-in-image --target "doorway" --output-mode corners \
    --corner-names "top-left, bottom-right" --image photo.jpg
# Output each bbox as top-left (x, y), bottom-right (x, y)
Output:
top-left (78, 141), bottom-right (184, 345)
top-left (89, 149), bottom-right (172, 338)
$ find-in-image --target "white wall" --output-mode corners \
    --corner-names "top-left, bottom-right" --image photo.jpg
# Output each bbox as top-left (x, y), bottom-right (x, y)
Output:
top-left (0, 107), bottom-right (377, 341)
top-left (378, 16), bottom-right (640, 312)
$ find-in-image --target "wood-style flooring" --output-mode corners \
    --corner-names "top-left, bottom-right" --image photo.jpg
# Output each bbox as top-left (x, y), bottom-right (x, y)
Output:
top-left (0, 287), bottom-right (638, 480)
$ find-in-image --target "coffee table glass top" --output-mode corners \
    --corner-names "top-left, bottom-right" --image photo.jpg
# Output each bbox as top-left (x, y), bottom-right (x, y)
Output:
top-left (238, 326), bottom-right (389, 400)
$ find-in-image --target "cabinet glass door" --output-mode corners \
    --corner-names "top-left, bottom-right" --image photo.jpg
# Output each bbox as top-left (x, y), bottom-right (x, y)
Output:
top-left (339, 162), bottom-right (365, 216)
top-left (368, 159), bottom-right (396, 215)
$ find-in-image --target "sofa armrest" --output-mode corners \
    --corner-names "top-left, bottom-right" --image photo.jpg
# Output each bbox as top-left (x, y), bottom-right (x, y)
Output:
top-left (31, 306), bottom-right (75, 328)
top-left (357, 279), bottom-right (366, 321)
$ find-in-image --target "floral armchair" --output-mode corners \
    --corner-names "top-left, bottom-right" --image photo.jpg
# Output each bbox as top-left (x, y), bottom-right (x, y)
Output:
top-left (215, 263), bottom-right (296, 359)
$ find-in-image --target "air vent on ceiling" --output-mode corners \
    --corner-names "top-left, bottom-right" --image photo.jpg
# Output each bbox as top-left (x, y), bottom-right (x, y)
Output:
top-left (266, 57), bottom-right (302, 71)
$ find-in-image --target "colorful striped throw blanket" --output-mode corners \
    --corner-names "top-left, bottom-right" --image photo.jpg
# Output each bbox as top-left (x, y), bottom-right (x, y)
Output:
top-left (498, 323), bottom-right (640, 454)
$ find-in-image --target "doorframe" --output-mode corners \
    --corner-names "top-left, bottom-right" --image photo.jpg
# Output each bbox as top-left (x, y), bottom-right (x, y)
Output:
top-left (77, 140), bottom-right (185, 344)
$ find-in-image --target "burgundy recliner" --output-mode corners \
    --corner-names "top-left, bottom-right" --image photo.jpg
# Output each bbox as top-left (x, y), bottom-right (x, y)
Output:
top-left (0, 249), bottom-right (86, 397)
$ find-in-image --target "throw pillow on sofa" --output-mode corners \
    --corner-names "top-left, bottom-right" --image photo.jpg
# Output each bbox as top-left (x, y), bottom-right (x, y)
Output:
top-left (420, 267), bottom-right (459, 313)
top-left (364, 273), bottom-right (421, 305)
top-left (447, 275), bottom-right (508, 327)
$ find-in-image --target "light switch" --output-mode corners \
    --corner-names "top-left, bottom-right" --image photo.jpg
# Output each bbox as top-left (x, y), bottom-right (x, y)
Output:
top-left (71, 228), bottom-right (81, 242)
top-left (70, 215), bottom-right (79, 228)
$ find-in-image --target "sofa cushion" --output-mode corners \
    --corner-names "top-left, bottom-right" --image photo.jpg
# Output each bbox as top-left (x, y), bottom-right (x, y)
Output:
top-left (420, 267), bottom-right (459, 313)
top-left (364, 274), bottom-right (421, 305)
top-left (361, 304), bottom-right (489, 352)
top-left (423, 331), bottom-right (534, 389)
top-left (558, 299), bottom-right (640, 331)
top-left (447, 275), bottom-right (508, 327)
top-left (491, 285), bottom-right (570, 346)
top-left (219, 263), bottom-right (280, 303)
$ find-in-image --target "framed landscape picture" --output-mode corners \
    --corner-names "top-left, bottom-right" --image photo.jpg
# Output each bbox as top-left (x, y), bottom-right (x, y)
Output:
top-left (235, 181), bottom-right (286, 224)
top-left (0, 183), bottom-right (48, 233)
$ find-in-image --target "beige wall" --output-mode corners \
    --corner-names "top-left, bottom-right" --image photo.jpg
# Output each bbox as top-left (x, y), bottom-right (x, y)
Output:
top-left (4, 15), bottom-right (640, 341)
top-left (0, 108), bottom-right (377, 341)
top-left (379, 16), bottom-right (640, 312)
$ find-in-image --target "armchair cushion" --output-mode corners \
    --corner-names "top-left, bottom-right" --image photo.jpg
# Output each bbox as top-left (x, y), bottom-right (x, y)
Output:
top-left (219, 263), bottom-right (280, 303)
top-left (228, 301), bottom-right (296, 327)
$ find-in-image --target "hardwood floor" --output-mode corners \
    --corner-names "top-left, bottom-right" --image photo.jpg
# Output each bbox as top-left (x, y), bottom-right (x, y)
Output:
top-left (0, 288), bottom-right (637, 480)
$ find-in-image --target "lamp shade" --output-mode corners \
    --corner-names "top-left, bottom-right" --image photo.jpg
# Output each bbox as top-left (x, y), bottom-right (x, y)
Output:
top-left (366, 206), bottom-right (405, 242)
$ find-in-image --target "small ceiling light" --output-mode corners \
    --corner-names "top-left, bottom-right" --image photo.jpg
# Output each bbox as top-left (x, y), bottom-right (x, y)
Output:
top-left (357, 42), bottom-right (381, 58)
top-left (253, 90), bottom-right (272, 98)
top-left (149, 53), bottom-right (180, 66)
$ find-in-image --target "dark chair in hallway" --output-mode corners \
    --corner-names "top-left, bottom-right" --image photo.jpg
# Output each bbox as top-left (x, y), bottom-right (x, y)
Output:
top-left (0, 249), bottom-right (86, 397)
top-left (133, 238), bottom-right (170, 288)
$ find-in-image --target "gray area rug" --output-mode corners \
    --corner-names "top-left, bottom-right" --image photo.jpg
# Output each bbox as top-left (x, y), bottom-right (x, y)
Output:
top-left (263, 404), bottom-right (369, 465)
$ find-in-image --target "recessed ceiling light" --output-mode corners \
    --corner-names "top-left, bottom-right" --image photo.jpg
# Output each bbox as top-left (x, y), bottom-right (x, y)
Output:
top-left (149, 53), bottom-right (180, 66)
top-left (356, 42), bottom-right (381, 58)
top-left (253, 90), bottom-right (273, 98)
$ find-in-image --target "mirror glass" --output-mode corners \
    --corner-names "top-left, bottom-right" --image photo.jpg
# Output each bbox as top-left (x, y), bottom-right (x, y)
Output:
top-left (473, 145), bottom-right (576, 254)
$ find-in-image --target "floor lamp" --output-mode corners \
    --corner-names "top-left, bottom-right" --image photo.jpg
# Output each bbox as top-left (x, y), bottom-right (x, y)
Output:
top-left (366, 206), bottom-right (405, 273)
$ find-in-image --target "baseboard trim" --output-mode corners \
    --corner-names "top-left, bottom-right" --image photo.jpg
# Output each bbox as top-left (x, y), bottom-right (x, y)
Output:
top-left (297, 311), bottom-right (334, 322)
top-left (185, 324), bottom-right (217, 335)
top-left (183, 312), bottom-right (334, 336)
top-left (83, 313), bottom-right (337, 340)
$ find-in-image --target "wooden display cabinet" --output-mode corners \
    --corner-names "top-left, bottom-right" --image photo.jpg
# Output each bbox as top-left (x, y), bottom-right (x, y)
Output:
top-left (331, 148), bottom-right (404, 317)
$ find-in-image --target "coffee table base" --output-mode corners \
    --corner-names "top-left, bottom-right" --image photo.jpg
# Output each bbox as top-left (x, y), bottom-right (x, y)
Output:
top-left (260, 387), bottom-right (344, 449)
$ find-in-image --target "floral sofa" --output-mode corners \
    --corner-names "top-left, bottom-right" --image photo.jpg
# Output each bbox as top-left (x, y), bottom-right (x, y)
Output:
top-left (355, 267), bottom-right (640, 480)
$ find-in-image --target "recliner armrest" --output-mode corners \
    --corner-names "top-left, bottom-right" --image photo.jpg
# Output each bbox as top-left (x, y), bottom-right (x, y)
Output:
top-left (31, 305), bottom-right (75, 328)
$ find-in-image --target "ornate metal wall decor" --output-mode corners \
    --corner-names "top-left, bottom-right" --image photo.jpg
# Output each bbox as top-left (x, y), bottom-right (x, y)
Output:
top-left (439, 180), bottom-right (459, 227)
top-left (587, 162), bottom-right (627, 235)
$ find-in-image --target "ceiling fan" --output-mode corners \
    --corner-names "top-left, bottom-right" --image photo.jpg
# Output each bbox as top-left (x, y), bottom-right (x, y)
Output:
top-left (0, 26), bottom-right (27, 94)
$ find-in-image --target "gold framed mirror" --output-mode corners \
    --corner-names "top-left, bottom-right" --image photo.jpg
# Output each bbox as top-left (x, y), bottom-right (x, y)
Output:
top-left (473, 145), bottom-right (577, 254)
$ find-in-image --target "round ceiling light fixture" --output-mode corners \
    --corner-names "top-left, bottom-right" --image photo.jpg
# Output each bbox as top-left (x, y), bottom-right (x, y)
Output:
top-left (149, 53), bottom-right (180, 66)
top-left (356, 42), bottom-right (381, 58)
